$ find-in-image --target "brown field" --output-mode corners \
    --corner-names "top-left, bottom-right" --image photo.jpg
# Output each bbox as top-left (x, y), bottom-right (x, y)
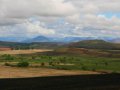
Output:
top-left (0, 65), bottom-right (100, 78)
top-left (0, 49), bottom-right (53, 55)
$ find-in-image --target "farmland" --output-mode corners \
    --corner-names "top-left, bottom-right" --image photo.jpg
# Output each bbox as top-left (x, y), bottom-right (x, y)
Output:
top-left (0, 49), bottom-right (52, 55)
top-left (0, 42), bottom-right (120, 90)
top-left (0, 66), bottom-right (99, 78)
top-left (0, 49), bottom-right (120, 75)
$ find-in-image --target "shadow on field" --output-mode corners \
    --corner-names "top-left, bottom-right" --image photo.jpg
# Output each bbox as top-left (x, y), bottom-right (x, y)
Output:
top-left (0, 74), bottom-right (120, 90)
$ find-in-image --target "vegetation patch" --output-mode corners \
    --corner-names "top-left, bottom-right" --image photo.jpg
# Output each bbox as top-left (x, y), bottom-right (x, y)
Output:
top-left (17, 61), bottom-right (29, 67)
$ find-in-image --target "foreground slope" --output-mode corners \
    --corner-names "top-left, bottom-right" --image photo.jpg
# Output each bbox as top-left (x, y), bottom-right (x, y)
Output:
top-left (0, 74), bottom-right (120, 90)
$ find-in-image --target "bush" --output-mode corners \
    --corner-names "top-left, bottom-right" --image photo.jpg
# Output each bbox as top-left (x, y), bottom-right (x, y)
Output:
top-left (17, 61), bottom-right (29, 67)
top-left (49, 62), bottom-right (53, 66)
top-left (81, 66), bottom-right (88, 70)
top-left (4, 63), bottom-right (15, 67)
top-left (41, 62), bottom-right (45, 66)
top-left (92, 68), bottom-right (96, 71)
top-left (2, 54), bottom-right (14, 61)
top-left (49, 62), bottom-right (55, 66)
top-left (56, 62), bottom-right (60, 65)
top-left (4, 63), bottom-right (11, 66)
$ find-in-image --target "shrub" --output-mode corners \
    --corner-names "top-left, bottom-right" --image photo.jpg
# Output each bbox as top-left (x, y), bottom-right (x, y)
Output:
top-left (41, 62), bottom-right (45, 66)
top-left (104, 62), bottom-right (108, 66)
top-left (56, 62), bottom-right (60, 65)
top-left (17, 61), bottom-right (29, 67)
top-left (81, 66), bottom-right (88, 70)
top-left (49, 62), bottom-right (56, 66)
top-left (49, 62), bottom-right (53, 66)
top-left (4, 63), bottom-right (11, 66)
top-left (2, 54), bottom-right (14, 61)
top-left (92, 68), bottom-right (96, 71)
top-left (4, 63), bottom-right (15, 67)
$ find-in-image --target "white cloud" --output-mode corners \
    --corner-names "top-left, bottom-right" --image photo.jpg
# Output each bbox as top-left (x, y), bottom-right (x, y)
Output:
top-left (0, 0), bottom-right (120, 38)
top-left (0, 20), bottom-right (55, 38)
top-left (24, 21), bottom-right (55, 37)
top-left (0, 0), bottom-right (77, 18)
top-left (0, 0), bottom-right (77, 25)
top-left (66, 0), bottom-right (120, 13)
top-left (64, 0), bottom-right (120, 38)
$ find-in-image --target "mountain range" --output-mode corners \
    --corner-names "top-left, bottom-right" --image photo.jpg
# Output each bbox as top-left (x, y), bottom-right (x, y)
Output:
top-left (0, 39), bottom-right (120, 50)
top-left (0, 37), bottom-right (26, 42)
top-left (0, 36), bottom-right (120, 43)
top-left (22, 36), bottom-right (120, 43)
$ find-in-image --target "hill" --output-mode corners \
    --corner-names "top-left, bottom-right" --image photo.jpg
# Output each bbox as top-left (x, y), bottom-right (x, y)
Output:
top-left (58, 37), bottom-right (94, 43)
top-left (0, 41), bottom-right (29, 49)
top-left (0, 40), bottom-right (120, 50)
top-left (68, 40), bottom-right (120, 50)
top-left (0, 41), bottom-right (64, 49)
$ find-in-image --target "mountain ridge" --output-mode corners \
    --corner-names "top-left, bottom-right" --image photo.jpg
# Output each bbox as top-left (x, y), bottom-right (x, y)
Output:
top-left (0, 35), bottom-right (120, 44)
top-left (68, 40), bottom-right (120, 50)
top-left (22, 35), bottom-right (120, 43)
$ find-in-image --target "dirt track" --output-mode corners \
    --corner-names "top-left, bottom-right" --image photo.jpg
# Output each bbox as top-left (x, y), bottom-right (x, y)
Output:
top-left (0, 66), bottom-right (100, 78)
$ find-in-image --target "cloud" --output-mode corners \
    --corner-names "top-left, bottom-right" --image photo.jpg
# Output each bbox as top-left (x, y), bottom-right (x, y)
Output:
top-left (66, 0), bottom-right (120, 13)
top-left (0, 0), bottom-right (77, 18)
top-left (0, 20), bottom-right (55, 38)
top-left (64, 0), bottom-right (120, 38)
top-left (0, 0), bottom-right (77, 25)
top-left (0, 0), bottom-right (120, 38)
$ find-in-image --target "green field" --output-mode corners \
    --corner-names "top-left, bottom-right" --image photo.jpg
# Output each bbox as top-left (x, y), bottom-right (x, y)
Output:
top-left (0, 52), bottom-right (120, 73)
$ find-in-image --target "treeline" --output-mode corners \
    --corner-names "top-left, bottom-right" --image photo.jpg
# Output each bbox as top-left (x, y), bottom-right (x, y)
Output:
top-left (0, 41), bottom-right (62, 50)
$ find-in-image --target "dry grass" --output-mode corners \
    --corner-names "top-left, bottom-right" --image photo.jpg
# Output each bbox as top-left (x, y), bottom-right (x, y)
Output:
top-left (0, 49), bottom-right (52, 55)
top-left (0, 65), bottom-right (100, 78)
top-left (0, 49), bottom-right (102, 78)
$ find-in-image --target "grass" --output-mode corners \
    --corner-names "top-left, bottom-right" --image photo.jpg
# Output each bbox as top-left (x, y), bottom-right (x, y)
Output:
top-left (0, 53), bottom-right (120, 73)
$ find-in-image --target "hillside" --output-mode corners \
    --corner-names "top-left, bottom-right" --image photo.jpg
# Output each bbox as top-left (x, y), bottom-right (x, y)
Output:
top-left (0, 41), bottom-right (30, 49)
top-left (0, 41), bottom-right (64, 49)
top-left (68, 40), bottom-right (120, 50)
top-left (0, 40), bottom-right (120, 50)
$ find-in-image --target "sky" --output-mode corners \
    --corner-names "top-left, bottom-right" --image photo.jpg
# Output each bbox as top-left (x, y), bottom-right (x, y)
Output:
top-left (0, 0), bottom-right (120, 40)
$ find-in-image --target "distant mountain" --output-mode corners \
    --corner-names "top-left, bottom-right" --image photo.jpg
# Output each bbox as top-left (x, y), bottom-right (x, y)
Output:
top-left (23, 36), bottom-right (51, 43)
top-left (0, 37), bottom-right (26, 42)
top-left (109, 38), bottom-right (120, 43)
top-left (68, 40), bottom-right (120, 50)
top-left (62, 37), bottom-right (120, 43)
top-left (24, 36), bottom-right (120, 43)
top-left (23, 36), bottom-right (94, 43)
top-left (1, 35), bottom-right (120, 44)
top-left (62, 37), bottom-right (95, 42)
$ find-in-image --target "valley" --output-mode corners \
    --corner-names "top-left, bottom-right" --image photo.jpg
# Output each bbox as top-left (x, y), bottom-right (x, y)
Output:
top-left (0, 39), bottom-right (120, 90)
